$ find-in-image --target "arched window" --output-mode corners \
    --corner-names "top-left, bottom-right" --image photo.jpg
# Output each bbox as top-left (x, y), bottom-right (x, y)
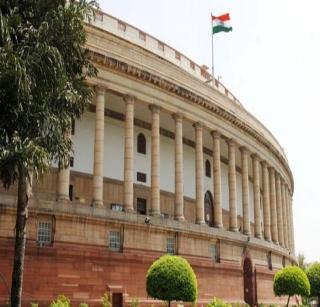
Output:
top-left (204, 190), bottom-right (214, 226)
top-left (137, 133), bottom-right (146, 154)
top-left (205, 160), bottom-right (211, 178)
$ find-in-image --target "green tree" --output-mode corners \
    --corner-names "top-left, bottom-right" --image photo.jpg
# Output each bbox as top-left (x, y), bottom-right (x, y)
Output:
top-left (297, 253), bottom-right (308, 272)
top-left (273, 265), bottom-right (310, 307)
top-left (146, 255), bottom-right (197, 307)
top-left (307, 262), bottom-right (320, 306)
top-left (0, 1), bottom-right (97, 306)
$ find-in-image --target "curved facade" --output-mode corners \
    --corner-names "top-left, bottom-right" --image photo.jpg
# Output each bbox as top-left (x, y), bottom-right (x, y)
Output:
top-left (0, 12), bottom-right (295, 307)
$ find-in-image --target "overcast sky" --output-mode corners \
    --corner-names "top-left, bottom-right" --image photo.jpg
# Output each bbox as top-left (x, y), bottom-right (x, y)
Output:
top-left (99, 0), bottom-right (320, 262)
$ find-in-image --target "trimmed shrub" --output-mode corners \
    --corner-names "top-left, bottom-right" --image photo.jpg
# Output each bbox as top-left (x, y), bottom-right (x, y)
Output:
top-left (50, 295), bottom-right (71, 307)
top-left (101, 293), bottom-right (111, 307)
top-left (146, 255), bottom-right (197, 306)
top-left (307, 262), bottom-right (320, 298)
top-left (78, 303), bottom-right (89, 307)
top-left (207, 297), bottom-right (231, 307)
top-left (273, 266), bottom-right (310, 306)
top-left (30, 303), bottom-right (38, 307)
top-left (130, 298), bottom-right (139, 307)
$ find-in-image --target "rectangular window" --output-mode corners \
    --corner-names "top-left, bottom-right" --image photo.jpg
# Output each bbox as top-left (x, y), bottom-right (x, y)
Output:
top-left (137, 172), bottom-right (147, 183)
top-left (139, 31), bottom-right (146, 41)
top-left (190, 61), bottom-right (195, 70)
top-left (109, 231), bottom-right (121, 251)
top-left (118, 21), bottom-right (126, 32)
top-left (137, 198), bottom-right (147, 215)
top-left (158, 41), bottom-right (164, 51)
top-left (37, 221), bottom-right (52, 246)
top-left (69, 156), bottom-right (74, 168)
top-left (69, 184), bottom-right (73, 201)
top-left (210, 243), bottom-right (218, 262)
top-left (175, 51), bottom-right (181, 60)
top-left (111, 203), bottom-right (123, 212)
top-left (167, 237), bottom-right (175, 255)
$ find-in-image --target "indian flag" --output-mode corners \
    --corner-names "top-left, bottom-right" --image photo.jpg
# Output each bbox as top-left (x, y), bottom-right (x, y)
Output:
top-left (211, 13), bottom-right (232, 35)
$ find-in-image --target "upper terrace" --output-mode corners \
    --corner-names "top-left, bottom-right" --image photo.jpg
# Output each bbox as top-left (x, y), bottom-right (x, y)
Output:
top-left (91, 11), bottom-right (241, 105)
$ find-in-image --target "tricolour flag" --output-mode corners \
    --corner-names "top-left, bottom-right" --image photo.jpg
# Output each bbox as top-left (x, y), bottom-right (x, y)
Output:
top-left (211, 13), bottom-right (232, 35)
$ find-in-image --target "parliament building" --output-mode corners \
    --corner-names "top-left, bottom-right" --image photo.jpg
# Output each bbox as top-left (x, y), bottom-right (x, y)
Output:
top-left (0, 11), bottom-right (296, 307)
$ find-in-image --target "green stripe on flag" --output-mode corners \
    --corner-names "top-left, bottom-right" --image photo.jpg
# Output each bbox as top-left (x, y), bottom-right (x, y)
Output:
top-left (212, 25), bottom-right (232, 35)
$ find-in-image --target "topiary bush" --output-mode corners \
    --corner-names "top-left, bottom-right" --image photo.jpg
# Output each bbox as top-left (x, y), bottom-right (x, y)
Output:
top-left (307, 262), bottom-right (320, 303)
top-left (146, 255), bottom-right (198, 307)
top-left (273, 266), bottom-right (310, 307)
top-left (50, 295), bottom-right (71, 307)
top-left (78, 303), bottom-right (89, 307)
top-left (207, 297), bottom-right (231, 307)
top-left (101, 293), bottom-right (111, 307)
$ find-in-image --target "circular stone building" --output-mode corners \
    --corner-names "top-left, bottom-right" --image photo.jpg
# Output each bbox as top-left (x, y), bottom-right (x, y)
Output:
top-left (0, 11), bottom-right (295, 307)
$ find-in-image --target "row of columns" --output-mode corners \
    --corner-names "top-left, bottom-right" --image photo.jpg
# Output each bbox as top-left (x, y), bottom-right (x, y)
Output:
top-left (57, 87), bottom-right (294, 252)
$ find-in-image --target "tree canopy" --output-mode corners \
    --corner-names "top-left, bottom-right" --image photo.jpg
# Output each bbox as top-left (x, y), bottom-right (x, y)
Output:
top-left (274, 266), bottom-right (310, 306)
top-left (307, 262), bottom-right (320, 298)
top-left (146, 255), bottom-right (198, 306)
top-left (0, 1), bottom-right (97, 306)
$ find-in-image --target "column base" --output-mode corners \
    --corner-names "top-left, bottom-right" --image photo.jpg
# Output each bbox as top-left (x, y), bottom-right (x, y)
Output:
top-left (174, 216), bottom-right (185, 222)
top-left (91, 200), bottom-right (104, 207)
top-left (196, 220), bottom-right (205, 225)
top-left (149, 210), bottom-right (161, 217)
top-left (125, 207), bottom-right (135, 213)
top-left (243, 231), bottom-right (251, 236)
top-left (214, 223), bottom-right (223, 229)
top-left (57, 195), bottom-right (70, 203)
top-left (229, 227), bottom-right (239, 232)
top-left (255, 234), bottom-right (263, 240)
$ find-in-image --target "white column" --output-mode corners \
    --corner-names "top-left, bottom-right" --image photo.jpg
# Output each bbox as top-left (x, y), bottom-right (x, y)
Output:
top-left (262, 161), bottom-right (271, 241)
top-left (240, 146), bottom-right (250, 235)
top-left (123, 95), bottom-right (134, 212)
top-left (228, 139), bottom-right (238, 232)
top-left (150, 105), bottom-right (161, 216)
top-left (212, 131), bottom-right (223, 228)
top-left (194, 122), bottom-right (204, 224)
top-left (92, 86), bottom-right (105, 206)
top-left (269, 167), bottom-right (278, 244)
top-left (252, 154), bottom-right (262, 239)
top-left (173, 113), bottom-right (184, 221)
top-left (276, 172), bottom-right (284, 247)
top-left (281, 180), bottom-right (289, 248)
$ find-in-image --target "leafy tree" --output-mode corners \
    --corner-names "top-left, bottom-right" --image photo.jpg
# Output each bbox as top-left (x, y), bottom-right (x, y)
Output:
top-left (307, 262), bottom-right (320, 306)
top-left (0, 1), bottom-right (97, 306)
top-left (273, 265), bottom-right (310, 307)
top-left (297, 253), bottom-right (308, 272)
top-left (146, 255), bottom-right (197, 307)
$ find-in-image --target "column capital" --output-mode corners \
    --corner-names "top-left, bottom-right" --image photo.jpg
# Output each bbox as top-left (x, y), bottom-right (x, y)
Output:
top-left (261, 160), bottom-right (269, 168)
top-left (227, 138), bottom-right (237, 147)
top-left (172, 112), bottom-right (184, 121)
top-left (251, 153), bottom-right (260, 161)
top-left (149, 104), bottom-right (161, 113)
top-left (211, 130), bottom-right (221, 138)
top-left (239, 146), bottom-right (249, 154)
top-left (123, 94), bottom-right (135, 105)
top-left (268, 166), bottom-right (275, 174)
top-left (95, 85), bottom-right (106, 96)
top-left (193, 121), bottom-right (203, 129)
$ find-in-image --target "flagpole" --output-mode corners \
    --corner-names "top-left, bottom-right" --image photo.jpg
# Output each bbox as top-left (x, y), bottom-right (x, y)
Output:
top-left (211, 15), bottom-right (215, 81)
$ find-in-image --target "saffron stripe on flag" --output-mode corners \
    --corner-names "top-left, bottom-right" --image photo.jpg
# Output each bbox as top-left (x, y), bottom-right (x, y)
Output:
top-left (211, 13), bottom-right (230, 22)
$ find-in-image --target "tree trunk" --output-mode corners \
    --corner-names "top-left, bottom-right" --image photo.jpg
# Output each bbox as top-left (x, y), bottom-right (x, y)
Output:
top-left (168, 300), bottom-right (171, 307)
top-left (286, 295), bottom-right (291, 307)
top-left (10, 167), bottom-right (30, 307)
top-left (318, 295), bottom-right (320, 307)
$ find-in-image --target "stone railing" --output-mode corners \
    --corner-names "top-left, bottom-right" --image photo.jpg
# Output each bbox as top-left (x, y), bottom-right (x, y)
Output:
top-left (90, 11), bottom-right (242, 104)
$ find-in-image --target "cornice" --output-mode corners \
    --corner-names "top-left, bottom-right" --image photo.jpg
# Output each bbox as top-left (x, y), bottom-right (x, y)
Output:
top-left (88, 50), bottom-right (294, 191)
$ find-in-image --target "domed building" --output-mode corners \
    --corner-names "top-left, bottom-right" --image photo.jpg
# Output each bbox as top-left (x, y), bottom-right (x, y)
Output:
top-left (0, 11), bottom-right (295, 307)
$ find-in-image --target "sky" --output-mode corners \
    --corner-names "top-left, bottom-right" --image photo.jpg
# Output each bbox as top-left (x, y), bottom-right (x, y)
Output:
top-left (98, 0), bottom-right (320, 262)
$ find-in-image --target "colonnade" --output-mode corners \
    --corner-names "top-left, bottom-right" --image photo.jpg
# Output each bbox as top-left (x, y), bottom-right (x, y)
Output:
top-left (57, 87), bottom-right (295, 252)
